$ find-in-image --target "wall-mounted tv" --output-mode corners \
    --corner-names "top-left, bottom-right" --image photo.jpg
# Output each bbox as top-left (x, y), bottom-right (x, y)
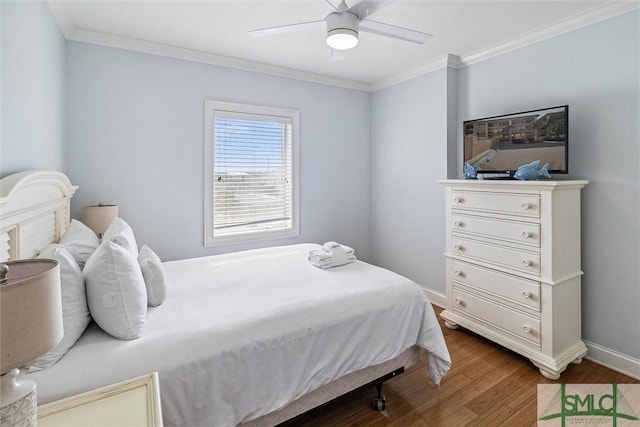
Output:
top-left (463, 105), bottom-right (568, 177)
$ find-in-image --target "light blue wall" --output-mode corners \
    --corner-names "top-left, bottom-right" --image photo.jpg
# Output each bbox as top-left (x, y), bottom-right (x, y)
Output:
top-left (4, 1), bottom-right (638, 364)
top-left (457, 9), bottom-right (639, 360)
top-left (446, 66), bottom-right (458, 178)
top-left (370, 68), bottom-right (449, 292)
top-left (65, 41), bottom-right (371, 261)
top-left (1, 1), bottom-right (65, 176)
top-left (371, 10), bottom-right (639, 359)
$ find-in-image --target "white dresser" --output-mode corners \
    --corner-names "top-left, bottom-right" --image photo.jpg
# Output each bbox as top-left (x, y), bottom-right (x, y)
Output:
top-left (438, 179), bottom-right (588, 379)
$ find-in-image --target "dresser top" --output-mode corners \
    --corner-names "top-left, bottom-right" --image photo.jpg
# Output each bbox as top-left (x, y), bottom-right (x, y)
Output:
top-left (438, 179), bottom-right (588, 190)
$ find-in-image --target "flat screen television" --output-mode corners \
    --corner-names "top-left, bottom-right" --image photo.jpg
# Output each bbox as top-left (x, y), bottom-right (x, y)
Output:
top-left (463, 105), bottom-right (568, 177)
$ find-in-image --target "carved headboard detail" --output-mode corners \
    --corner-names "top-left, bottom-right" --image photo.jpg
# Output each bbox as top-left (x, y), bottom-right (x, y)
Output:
top-left (0, 171), bottom-right (77, 261)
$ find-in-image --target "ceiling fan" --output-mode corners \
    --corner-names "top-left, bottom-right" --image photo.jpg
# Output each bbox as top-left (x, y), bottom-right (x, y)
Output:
top-left (249, 0), bottom-right (432, 51)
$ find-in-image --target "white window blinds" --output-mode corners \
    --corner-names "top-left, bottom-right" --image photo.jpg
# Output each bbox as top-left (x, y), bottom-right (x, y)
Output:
top-left (204, 101), bottom-right (299, 246)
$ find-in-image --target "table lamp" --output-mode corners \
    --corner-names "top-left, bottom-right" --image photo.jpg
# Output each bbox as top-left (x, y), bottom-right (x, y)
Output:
top-left (83, 204), bottom-right (119, 237)
top-left (0, 260), bottom-right (63, 427)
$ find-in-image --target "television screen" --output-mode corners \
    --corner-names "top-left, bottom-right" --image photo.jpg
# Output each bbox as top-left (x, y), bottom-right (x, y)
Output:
top-left (463, 105), bottom-right (568, 176)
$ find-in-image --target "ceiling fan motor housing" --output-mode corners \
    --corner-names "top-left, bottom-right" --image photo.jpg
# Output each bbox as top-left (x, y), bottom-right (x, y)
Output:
top-left (326, 11), bottom-right (359, 50)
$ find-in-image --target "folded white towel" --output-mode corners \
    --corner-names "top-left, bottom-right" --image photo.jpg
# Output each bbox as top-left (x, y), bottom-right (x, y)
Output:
top-left (308, 246), bottom-right (355, 263)
top-left (330, 245), bottom-right (349, 266)
top-left (323, 241), bottom-right (341, 252)
top-left (309, 242), bottom-right (356, 269)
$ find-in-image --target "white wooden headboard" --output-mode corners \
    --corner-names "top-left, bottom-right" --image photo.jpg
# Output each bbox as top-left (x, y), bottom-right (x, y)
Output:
top-left (0, 171), bottom-right (77, 261)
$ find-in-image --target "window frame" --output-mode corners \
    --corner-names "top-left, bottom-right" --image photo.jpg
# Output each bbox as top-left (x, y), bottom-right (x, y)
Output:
top-left (204, 100), bottom-right (299, 246)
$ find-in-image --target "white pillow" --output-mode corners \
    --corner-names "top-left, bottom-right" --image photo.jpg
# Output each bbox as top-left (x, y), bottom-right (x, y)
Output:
top-left (138, 245), bottom-right (167, 307)
top-left (83, 240), bottom-right (147, 339)
top-left (59, 219), bottom-right (100, 269)
top-left (27, 245), bottom-right (91, 371)
top-left (103, 217), bottom-right (138, 256)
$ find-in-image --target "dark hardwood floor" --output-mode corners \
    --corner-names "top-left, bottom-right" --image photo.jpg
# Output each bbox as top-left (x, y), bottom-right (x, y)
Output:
top-left (298, 306), bottom-right (639, 426)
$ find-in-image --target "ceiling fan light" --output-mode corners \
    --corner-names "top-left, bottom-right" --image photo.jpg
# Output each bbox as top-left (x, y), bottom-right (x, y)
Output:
top-left (326, 29), bottom-right (359, 50)
top-left (326, 11), bottom-right (359, 50)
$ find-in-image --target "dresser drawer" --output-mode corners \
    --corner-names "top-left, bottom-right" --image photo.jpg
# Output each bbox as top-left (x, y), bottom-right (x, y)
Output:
top-left (452, 287), bottom-right (541, 346)
top-left (451, 214), bottom-right (540, 247)
top-left (451, 237), bottom-right (540, 276)
top-left (451, 190), bottom-right (540, 218)
top-left (451, 260), bottom-right (540, 311)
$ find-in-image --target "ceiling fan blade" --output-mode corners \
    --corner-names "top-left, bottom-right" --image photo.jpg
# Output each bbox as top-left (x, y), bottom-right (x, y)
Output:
top-left (347, 0), bottom-right (398, 20)
top-left (359, 19), bottom-right (432, 44)
top-left (249, 20), bottom-right (324, 37)
top-left (324, 0), bottom-right (340, 13)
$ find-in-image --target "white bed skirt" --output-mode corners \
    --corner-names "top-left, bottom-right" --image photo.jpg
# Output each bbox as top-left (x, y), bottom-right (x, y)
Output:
top-left (243, 346), bottom-right (421, 426)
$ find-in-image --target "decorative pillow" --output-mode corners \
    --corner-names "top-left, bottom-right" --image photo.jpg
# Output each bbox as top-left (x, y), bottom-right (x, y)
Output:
top-left (58, 219), bottom-right (100, 269)
top-left (138, 245), bottom-right (167, 307)
top-left (27, 245), bottom-right (91, 371)
top-left (103, 217), bottom-right (138, 256)
top-left (83, 240), bottom-right (147, 339)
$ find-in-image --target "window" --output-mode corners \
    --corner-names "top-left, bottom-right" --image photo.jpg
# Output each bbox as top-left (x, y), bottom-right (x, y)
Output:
top-left (204, 100), bottom-right (299, 246)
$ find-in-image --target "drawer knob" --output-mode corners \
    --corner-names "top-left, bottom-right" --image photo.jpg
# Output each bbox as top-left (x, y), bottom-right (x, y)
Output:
top-left (454, 270), bottom-right (463, 277)
top-left (521, 203), bottom-right (530, 210)
top-left (522, 259), bottom-right (531, 267)
top-left (522, 231), bottom-right (531, 238)
top-left (453, 197), bottom-right (463, 204)
top-left (454, 221), bottom-right (463, 228)
top-left (523, 326), bottom-right (532, 334)
top-left (453, 244), bottom-right (463, 252)
top-left (454, 298), bottom-right (463, 306)
top-left (522, 291), bottom-right (531, 299)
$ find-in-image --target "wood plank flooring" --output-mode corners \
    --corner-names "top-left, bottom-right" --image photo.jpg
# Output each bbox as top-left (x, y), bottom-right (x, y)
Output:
top-left (299, 306), bottom-right (639, 426)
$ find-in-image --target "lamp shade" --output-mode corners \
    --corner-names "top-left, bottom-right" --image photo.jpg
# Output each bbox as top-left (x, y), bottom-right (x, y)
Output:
top-left (0, 259), bottom-right (63, 375)
top-left (83, 204), bottom-right (119, 236)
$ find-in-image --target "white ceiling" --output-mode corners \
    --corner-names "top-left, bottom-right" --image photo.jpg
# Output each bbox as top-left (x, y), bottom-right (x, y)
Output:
top-left (49, 0), bottom-right (637, 90)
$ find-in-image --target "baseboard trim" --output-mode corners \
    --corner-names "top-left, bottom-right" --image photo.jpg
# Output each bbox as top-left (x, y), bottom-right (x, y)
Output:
top-left (421, 287), bottom-right (446, 309)
top-left (584, 340), bottom-right (640, 380)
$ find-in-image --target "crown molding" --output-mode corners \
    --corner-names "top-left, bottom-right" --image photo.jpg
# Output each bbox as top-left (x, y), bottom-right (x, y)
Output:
top-left (67, 27), bottom-right (372, 92)
top-left (47, 1), bottom-right (73, 38)
top-left (371, 54), bottom-right (462, 92)
top-left (371, 1), bottom-right (639, 91)
top-left (459, 1), bottom-right (639, 68)
top-left (48, 1), bottom-right (638, 93)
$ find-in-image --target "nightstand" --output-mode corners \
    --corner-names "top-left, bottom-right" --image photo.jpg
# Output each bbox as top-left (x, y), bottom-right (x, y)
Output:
top-left (37, 372), bottom-right (163, 426)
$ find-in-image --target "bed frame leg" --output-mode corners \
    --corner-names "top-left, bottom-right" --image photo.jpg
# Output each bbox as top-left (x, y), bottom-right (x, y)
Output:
top-left (372, 383), bottom-right (386, 411)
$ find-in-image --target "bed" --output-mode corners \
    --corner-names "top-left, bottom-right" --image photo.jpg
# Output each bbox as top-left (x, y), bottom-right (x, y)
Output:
top-left (0, 171), bottom-right (451, 427)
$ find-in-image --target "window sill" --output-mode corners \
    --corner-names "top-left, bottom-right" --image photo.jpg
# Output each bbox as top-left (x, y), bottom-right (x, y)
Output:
top-left (205, 228), bottom-right (299, 247)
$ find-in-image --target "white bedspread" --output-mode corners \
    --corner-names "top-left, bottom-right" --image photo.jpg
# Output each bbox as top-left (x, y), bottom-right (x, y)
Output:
top-left (25, 244), bottom-right (450, 427)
